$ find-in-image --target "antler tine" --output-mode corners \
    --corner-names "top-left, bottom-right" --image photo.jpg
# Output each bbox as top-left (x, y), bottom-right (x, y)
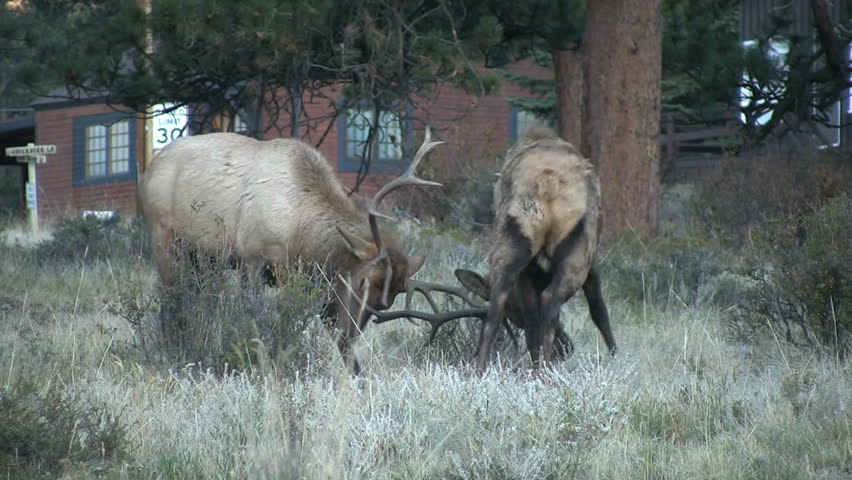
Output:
top-left (376, 126), bottom-right (445, 203)
top-left (368, 277), bottom-right (487, 342)
top-left (372, 307), bottom-right (488, 343)
top-left (369, 127), bottom-right (445, 212)
top-left (405, 279), bottom-right (484, 312)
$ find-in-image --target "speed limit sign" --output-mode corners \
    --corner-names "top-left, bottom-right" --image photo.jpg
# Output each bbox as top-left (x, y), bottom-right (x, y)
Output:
top-left (151, 103), bottom-right (189, 150)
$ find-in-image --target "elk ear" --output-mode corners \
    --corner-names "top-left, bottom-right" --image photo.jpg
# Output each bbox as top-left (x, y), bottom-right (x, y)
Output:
top-left (454, 269), bottom-right (490, 301)
top-left (407, 255), bottom-right (426, 276)
top-left (336, 226), bottom-right (376, 261)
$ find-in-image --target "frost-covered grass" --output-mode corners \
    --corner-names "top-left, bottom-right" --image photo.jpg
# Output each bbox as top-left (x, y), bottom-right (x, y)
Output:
top-left (1, 218), bottom-right (851, 479)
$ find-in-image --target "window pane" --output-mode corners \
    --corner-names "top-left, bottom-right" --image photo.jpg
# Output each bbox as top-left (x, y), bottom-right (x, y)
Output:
top-left (346, 108), bottom-right (374, 160)
top-left (377, 111), bottom-right (402, 161)
top-left (739, 38), bottom-right (788, 126)
top-left (86, 125), bottom-right (107, 177)
top-left (109, 120), bottom-right (130, 173)
top-left (110, 147), bottom-right (129, 173)
top-left (234, 111), bottom-right (248, 133)
top-left (87, 150), bottom-right (106, 177)
top-left (516, 110), bottom-right (548, 138)
top-left (111, 120), bottom-right (129, 145)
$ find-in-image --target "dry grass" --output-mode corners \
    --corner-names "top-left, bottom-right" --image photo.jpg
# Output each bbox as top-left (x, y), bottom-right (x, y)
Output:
top-left (1, 217), bottom-right (850, 479)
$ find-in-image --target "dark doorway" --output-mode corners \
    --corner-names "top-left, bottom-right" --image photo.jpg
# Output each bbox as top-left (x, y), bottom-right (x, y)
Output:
top-left (0, 111), bottom-right (36, 222)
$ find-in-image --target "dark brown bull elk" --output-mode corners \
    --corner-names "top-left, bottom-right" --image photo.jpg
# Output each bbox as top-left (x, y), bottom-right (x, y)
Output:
top-left (138, 127), bottom-right (444, 373)
top-left (474, 127), bottom-right (616, 369)
top-left (373, 127), bottom-right (616, 370)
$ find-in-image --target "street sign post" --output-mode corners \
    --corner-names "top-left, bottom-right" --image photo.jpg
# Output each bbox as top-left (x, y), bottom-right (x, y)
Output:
top-left (25, 183), bottom-right (37, 210)
top-left (5, 143), bottom-right (56, 231)
top-left (151, 103), bottom-right (189, 151)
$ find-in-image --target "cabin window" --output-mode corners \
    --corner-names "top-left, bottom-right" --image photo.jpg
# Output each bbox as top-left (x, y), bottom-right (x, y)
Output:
top-left (233, 111), bottom-right (250, 135)
top-left (73, 112), bottom-right (137, 187)
top-left (510, 107), bottom-right (551, 140)
top-left (848, 43), bottom-right (852, 116)
top-left (811, 41), bottom-right (845, 148)
top-left (338, 101), bottom-right (410, 173)
top-left (739, 38), bottom-right (789, 127)
top-left (740, 37), bottom-right (844, 148)
top-left (85, 120), bottom-right (130, 177)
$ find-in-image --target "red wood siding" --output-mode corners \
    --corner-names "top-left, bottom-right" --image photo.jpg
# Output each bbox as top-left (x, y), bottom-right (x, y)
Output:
top-left (34, 104), bottom-right (143, 218)
top-left (278, 60), bottom-right (551, 197)
top-left (32, 60), bottom-right (550, 219)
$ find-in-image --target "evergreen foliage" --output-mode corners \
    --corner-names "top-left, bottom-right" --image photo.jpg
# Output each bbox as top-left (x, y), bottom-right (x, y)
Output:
top-left (6, 0), bottom-right (501, 137)
top-left (498, 0), bottom-right (852, 144)
top-left (497, 1), bottom-right (741, 125)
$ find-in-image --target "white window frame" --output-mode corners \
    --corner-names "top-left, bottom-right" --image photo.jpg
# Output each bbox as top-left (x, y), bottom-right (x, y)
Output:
top-left (85, 119), bottom-right (131, 178)
top-left (339, 102), bottom-right (406, 172)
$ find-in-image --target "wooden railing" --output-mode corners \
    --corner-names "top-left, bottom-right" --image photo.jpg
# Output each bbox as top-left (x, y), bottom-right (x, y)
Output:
top-left (0, 108), bottom-right (34, 122)
top-left (660, 113), bottom-right (741, 182)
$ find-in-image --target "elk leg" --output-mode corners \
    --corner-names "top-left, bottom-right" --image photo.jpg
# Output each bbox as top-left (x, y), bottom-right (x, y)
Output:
top-left (524, 317), bottom-right (546, 367)
top-left (553, 325), bottom-right (575, 360)
top-left (333, 291), bottom-right (371, 375)
top-left (477, 219), bottom-right (533, 371)
top-left (153, 227), bottom-right (177, 287)
top-left (334, 313), bottom-right (362, 375)
top-left (583, 266), bottom-right (617, 355)
top-left (153, 230), bottom-right (190, 349)
top-left (539, 222), bottom-right (586, 362)
top-left (515, 271), bottom-right (557, 367)
top-left (542, 326), bottom-right (557, 365)
top-left (477, 291), bottom-right (507, 371)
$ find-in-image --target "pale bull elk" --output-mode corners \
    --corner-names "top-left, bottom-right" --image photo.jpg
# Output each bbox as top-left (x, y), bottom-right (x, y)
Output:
top-left (138, 129), bottom-right (444, 373)
top-left (372, 127), bottom-right (616, 370)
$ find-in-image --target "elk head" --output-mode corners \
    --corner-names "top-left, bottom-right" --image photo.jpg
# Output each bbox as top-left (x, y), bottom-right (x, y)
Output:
top-left (454, 268), bottom-right (575, 361)
top-left (332, 128), bottom-right (444, 373)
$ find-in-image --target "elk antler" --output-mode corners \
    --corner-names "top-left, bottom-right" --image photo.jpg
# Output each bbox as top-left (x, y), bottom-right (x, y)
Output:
top-left (367, 127), bottom-right (444, 306)
top-left (373, 305), bottom-right (489, 343)
top-left (404, 279), bottom-right (483, 312)
top-left (368, 126), bottom-right (444, 251)
top-left (372, 278), bottom-right (519, 347)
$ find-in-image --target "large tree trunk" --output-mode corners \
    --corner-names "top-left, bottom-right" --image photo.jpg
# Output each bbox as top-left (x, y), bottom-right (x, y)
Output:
top-left (552, 48), bottom-right (584, 147)
top-left (581, 1), bottom-right (662, 238)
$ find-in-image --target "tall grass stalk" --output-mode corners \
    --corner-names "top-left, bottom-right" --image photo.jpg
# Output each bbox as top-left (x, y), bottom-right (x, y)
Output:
top-left (1, 214), bottom-right (850, 479)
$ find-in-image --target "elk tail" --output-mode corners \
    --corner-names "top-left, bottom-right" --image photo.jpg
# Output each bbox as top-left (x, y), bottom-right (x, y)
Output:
top-left (536, 168), bottom-right (560, 202)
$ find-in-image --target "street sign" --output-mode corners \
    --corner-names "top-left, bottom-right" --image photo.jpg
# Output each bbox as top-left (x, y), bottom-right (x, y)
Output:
top-left (25, 182), bottom-right (37, 209)
top-left (151, 103), bottom-right (189, 150)
top-left (5, 143), bottom-right (56, 157)
top-left (6, 142), bottom-right (55, 231)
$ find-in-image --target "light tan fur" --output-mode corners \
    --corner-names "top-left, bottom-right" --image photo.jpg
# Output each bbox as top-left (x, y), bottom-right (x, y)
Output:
top-left (141, 133), bottom-right (366, 275)
top-left (139, 132), bottom-right (425, 373)
top-left (491, 127), bottom-right (597, 275)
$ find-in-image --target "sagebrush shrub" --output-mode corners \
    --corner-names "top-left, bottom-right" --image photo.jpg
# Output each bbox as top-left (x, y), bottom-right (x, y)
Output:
top-left (599, 233), bottom-right (740, 309)
top-left (738, 194), bottom-right (851, 356)
top-left (0, 378), bottom-right (128, 478)
top-left (112, 245), bottom-right (327, 373)
top-left (34, 213), bottom-right (150, 263)
top-left (694, 147), bottom-right (852, 243)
